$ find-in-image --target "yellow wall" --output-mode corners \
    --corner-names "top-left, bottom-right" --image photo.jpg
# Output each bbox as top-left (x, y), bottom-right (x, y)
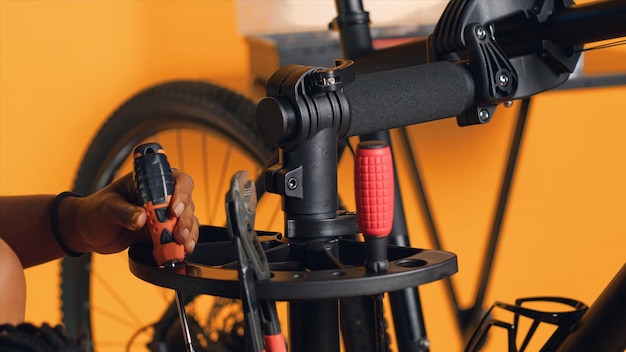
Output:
top-left (1, 0), bottom-right (248, 330)
top-left (1, 0), bottom-right (625, 351)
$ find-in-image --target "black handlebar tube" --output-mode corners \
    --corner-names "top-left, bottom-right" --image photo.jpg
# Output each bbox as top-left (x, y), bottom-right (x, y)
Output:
top-left (501, 0), bottom-right (626, 51)
top-left (355, 0), bottom-right (626, 75)
top-left (256, 61), bottom-right (474, 150)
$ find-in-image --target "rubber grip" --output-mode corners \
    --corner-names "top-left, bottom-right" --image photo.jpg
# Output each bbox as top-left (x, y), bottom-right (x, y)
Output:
top-left (133, 143), bottom-right (185, 267)
top-left (343, 61), bottom-right (474, 137)
top-left (354, 141), bottom-right (394, 237)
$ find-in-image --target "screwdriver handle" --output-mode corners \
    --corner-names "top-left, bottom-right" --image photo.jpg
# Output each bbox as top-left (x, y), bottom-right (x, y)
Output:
top-left (133, 142), bottom-right (185, 267)
top-left (355, 140), bottom-right (394, 273)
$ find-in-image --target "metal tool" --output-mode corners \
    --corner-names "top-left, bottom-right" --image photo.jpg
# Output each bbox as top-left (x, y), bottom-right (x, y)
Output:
top-left (226, 171), bottom-right (286, 352)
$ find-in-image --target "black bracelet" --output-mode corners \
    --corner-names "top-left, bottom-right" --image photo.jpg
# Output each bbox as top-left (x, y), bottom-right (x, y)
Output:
top-left (50, 191), bottom-right (84, 257)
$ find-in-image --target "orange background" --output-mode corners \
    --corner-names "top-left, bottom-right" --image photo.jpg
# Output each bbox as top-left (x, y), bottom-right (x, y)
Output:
top-left (1, 1), bottom-right (625, 351)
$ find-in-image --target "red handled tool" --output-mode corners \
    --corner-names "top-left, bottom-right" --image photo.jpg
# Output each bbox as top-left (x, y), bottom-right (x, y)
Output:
top-left (133, 143), bottom-right (185, 268)
top-left (355, 140), bottom-right (394, 272)
top-left (355, 140), bottom-right (394, 352)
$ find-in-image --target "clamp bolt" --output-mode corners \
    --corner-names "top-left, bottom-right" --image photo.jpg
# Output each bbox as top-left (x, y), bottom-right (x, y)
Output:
top-left (475, 26), bottom-right (487, 40)
top-left (287, 177), bottom-right (298, 190)
top-left (498, 73), bottom-right (510, 87)
top-left (322, 77), bottom-right (336, 86)
top-left (479, 109), bottom-right (490, 122)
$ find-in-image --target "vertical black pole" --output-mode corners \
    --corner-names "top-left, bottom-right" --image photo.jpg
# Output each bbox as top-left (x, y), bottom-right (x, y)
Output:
top-left (467, 98), bottom-right (531, 338)
top-left (282, 128), bottom-right (341, 352)
top-left (290, 299), bottom-right (341, 352)
top-left (332, 0), bottom-right (373, 59)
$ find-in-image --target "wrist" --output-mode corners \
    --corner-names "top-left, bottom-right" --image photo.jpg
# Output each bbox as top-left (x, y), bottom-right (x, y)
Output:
top-left (51, 192), bottom-right (86, 257)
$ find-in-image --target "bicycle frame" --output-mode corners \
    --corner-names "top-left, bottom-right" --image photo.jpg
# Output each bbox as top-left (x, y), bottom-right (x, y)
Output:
top-left (128, 1), bottom-right (626, 351)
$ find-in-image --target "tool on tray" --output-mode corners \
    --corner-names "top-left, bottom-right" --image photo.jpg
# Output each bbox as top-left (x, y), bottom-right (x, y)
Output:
top-left (227, 171), bottom-right (286, 352)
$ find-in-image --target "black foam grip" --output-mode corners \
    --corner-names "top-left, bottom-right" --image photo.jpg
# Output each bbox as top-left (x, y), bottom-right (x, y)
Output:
top-left (343, 61), bottom-right (474, 137)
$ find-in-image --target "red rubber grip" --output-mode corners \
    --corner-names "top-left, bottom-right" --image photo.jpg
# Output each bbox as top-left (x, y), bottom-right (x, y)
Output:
top-left (354, 141), bottom-right (394, 237)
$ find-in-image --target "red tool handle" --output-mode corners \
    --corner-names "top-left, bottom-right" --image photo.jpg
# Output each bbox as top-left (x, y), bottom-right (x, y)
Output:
top-left (133, 143), bottom-right (185, 267)
top-left (354, 141), bottom-right (394, 237)
top-left (355, 140), bottom-right (394, 352)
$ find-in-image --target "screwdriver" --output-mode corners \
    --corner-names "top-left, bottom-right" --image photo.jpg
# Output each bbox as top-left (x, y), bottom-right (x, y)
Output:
top-left (133, 142), bottom-right (193, 352)
top-left (355, 140), bottom-right (394, 352)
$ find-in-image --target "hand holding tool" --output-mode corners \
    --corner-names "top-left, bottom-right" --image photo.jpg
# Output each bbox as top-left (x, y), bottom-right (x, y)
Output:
top-left (133, 142), bottom-right (185, 267)
top-left (133, 143), bottom-right (194, 352)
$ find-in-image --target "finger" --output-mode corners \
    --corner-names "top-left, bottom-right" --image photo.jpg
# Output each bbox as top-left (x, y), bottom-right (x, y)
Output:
top-left (173, 201), bottom-right (198, 253)
top-left (93, 190), bottom-right (143, 231)
top-left (186, 216), bottom-right (200, 253)
top-left (170, 171), bottom-right (194, 218)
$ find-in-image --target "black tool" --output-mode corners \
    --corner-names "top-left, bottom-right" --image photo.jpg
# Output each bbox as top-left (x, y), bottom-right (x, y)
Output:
top-left (226, 171), bottom-right (286, 352)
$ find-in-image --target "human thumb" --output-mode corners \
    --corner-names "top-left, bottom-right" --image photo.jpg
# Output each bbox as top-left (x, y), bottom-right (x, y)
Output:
top-left (120, 206), bottom-right (147, 231)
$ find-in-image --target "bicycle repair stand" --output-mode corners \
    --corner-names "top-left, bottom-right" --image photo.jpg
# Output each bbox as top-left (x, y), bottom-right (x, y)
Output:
top-left (127, 0), bottom-right (604, 350)
top-left (128, 57), bottom-right (459, 351)
top-left (128, 94), bottom-right (458, 352)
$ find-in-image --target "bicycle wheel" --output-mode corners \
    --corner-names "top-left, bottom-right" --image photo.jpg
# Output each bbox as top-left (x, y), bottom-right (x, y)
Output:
top-left (60, 80), bottom-right (277, 351)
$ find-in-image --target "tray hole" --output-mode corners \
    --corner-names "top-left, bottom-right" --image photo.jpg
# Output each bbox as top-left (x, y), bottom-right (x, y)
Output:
top-left (396, 259), bottom-right (427, 268)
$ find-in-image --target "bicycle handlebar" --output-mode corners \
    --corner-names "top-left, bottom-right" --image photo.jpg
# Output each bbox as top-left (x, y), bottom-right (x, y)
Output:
top-left (343, 61), bottom-right (475, 137)
top-left (343, 0), bottom-right (626, 135)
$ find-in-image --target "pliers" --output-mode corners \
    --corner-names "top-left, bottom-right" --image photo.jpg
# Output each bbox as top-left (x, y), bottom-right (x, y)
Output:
top-left (226, 171), bottom-right (286, 352)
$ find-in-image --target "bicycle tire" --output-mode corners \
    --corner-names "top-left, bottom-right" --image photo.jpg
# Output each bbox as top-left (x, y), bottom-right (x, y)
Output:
top-left (60, 80), bottom-right (275, 351)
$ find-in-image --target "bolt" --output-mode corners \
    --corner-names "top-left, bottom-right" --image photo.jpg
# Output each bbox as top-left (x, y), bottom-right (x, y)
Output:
top-left (498, 72), bottom-right (510, 87)
top-left (419, 338), bottom-right (431, 349)
top-left (479, 109), bottom-right (490, 122)
top-left (287, 177), bottom-right (298, 190)
top-left (475, 26), bottom-right (487, 40)
top-left (504, 100), bottom-right (514, 108)
top-left (322, 77), bottom-right (336, 86)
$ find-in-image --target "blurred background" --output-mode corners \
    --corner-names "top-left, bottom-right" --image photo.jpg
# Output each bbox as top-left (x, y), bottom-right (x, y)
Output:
top-left (1, 0), bottom-right (625, 351)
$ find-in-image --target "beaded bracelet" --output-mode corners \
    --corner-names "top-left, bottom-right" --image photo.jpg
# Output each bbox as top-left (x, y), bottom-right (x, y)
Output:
top-left (50, 191), bottom-right (84, 257)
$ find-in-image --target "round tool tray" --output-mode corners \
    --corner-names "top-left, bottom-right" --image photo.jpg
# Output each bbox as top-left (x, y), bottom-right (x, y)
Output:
top-left (129, 226), bottom-right (458, 301)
